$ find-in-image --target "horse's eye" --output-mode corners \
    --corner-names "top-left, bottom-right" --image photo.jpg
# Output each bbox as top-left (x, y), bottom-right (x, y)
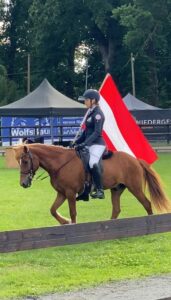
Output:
top-left (23, 161), bottom-right (28, 165)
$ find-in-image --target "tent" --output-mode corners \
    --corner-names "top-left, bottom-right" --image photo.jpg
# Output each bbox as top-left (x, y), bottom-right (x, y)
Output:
top-left (123, 93), bottom-right (161, 110)
top-left (123, 93), bottom-right (171, 126)
top-left (123, 93), bottom-right (171, 143)
top-left (0, 79), bottom-right (86, 145)
top-left (0, 79), bottom-right (86, 116)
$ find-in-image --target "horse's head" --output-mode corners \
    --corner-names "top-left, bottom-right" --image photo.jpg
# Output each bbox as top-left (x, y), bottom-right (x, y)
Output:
top-left (13, 145), bottom-right (39, 188)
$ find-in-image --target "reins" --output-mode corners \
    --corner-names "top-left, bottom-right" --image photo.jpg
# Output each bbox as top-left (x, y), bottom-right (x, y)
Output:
top-left (35, 171), bottom-right (48, 181)
top-left (54, 153), bottom-right (76, 174)
top-left (34, 150), bottom-right (77, 181)
top-left (20, 148), bottom-right (77, 182)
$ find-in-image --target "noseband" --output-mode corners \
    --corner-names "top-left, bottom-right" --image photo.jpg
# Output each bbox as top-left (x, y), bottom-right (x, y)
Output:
top-left (20, 150), bottom-right (35, 181)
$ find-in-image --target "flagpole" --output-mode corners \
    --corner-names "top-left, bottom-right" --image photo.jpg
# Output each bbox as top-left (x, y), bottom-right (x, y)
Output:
top-left (71, 109), bottom-right (90, 145)
top-left (27, 53), bottom-right (31, 94)
top-left (85, 59), bottom-right (88, 90)
top-left (131, 53), bottom-right (136, 97)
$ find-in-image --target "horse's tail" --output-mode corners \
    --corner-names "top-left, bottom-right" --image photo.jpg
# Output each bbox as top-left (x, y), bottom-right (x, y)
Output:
top-left (138, 159), bottom-right (171, 213)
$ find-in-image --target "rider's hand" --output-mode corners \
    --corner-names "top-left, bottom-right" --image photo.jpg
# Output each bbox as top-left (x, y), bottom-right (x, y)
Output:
top-left (75, 143), bottom-right (86, 150)
top-left (69, 141), bottom-right (75, 148)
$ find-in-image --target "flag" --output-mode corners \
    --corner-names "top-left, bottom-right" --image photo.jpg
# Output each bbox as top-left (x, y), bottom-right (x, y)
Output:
top-left (99, 73), bottom-right (158, 164)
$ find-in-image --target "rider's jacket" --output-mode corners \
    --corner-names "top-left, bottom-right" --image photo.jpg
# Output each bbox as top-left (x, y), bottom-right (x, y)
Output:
top-left (75, 105), bottom-right (105, 146)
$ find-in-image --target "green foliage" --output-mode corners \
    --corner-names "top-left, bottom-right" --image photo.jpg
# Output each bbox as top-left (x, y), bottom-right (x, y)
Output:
top-left (0, 65), bottom-right (7, 101)
top-left (0, 0), bottom-right (171, 105)
top-left (112, 0), bottom-right (171, 105)
top-left (0, 0), bottom-right (33, 100)
top-left (0, 65), bottom-right (17, 105)
top-left (0, 0), bottom-right (5, 21)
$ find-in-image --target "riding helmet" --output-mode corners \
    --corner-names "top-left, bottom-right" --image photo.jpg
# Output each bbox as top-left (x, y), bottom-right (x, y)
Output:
top-left (78, 89), bottom-right (100, 102)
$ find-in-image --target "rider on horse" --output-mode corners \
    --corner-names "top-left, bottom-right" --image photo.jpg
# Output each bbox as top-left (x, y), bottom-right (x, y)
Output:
top-left (73, 89), bottom-right (106, 200)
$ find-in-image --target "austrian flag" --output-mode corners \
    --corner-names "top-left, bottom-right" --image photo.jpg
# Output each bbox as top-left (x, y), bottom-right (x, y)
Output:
top-left (99, 74), bottom-right (158, 164)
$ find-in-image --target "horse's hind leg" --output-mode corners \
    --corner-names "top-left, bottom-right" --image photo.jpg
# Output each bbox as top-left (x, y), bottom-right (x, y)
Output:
top-left (50, 192), bottom-right (70, 225)
top-left (111, 187), bottom-right (125, 219)
top-left (128, 186), bottom-right (153, 215)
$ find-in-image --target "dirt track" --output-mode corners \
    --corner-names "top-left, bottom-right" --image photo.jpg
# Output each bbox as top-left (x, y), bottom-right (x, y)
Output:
top-left (24, 275), bottom-right (171, 300)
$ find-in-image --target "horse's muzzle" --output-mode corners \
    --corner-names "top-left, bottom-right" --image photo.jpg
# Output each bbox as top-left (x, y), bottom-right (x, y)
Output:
top-left (21, 182), bottom-right (30, 188)
top-left (21, 177), bottom-right (32, 188)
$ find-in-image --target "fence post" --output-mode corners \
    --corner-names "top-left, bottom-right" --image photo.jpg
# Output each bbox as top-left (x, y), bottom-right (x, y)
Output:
top-left (167, 124), bottom-right (170, 145)
top-left (50, 115), bottom-right (54, 144)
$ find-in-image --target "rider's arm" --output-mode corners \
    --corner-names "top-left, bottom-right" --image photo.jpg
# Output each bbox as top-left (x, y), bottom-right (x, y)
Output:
top-left (85, 114), bottom-right (103, 146)
top-left (75, 130), bottom-right (86, 144)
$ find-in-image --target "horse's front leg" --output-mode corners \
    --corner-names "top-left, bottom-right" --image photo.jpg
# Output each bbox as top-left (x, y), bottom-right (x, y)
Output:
top-left (66, 190), bottom-right (77, 224)
top-left (50, 192), bottom-right (70, 225)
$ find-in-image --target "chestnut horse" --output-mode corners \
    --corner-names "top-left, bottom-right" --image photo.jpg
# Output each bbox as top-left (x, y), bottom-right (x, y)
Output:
top-left (13, 144), bottom-right (171, 225)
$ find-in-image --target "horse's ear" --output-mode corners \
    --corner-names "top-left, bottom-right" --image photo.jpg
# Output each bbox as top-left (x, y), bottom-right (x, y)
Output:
top-left (23, 145), bottom-right (29, 153)
top-left (12, 146), bottom-right (22, 161)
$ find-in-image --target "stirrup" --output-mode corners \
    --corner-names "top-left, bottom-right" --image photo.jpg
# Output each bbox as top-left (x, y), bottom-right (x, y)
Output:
top-left (76, 192), bottom-right (89, 201)
top-left (91, 189), bottom-right (105, 199)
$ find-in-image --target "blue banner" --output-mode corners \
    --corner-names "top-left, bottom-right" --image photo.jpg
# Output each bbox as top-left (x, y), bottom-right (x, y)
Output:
top-left (1, 116), bottom-right (83, 145)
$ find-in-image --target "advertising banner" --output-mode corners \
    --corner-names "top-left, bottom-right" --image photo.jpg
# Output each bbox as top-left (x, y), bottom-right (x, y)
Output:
top-left (1, 116), bottom-right (83, 146)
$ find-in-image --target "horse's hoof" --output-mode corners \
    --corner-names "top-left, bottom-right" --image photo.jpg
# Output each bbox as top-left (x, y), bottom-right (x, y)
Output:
top-left (61, 219), bottom-right (71, 225)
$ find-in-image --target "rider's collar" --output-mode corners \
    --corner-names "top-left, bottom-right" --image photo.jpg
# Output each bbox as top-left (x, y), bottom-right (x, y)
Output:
top-left (89, 105), bottom-right (97, 112)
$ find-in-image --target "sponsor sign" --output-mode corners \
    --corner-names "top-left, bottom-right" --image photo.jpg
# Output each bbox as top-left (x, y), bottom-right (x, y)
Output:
top-left (1, 116), bottom-right (83, 146)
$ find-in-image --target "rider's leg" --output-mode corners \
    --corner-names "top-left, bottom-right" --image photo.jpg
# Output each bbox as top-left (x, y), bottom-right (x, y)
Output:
top-left (91, 163), bottom-right (104, 199)
top-left (76, 147), bottom-right (91, 201)
top-left (76, 180), bottom-right (91, 201)
top-left (89, 145), bottom-right (106, 199)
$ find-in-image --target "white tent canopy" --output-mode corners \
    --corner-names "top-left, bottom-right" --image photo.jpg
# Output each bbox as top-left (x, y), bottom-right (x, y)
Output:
top-left (123, 93), bottom-right (161, 110)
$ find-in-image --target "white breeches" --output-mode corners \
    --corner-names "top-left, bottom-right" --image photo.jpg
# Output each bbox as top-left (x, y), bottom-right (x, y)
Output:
top-left (88, 144), bottom-right (106, 169)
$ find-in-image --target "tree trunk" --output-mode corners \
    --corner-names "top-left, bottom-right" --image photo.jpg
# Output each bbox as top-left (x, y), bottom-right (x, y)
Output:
top-left (66, 46), bottom-right (75, 98)
top-left (146, 41), bottom-right (159, 106)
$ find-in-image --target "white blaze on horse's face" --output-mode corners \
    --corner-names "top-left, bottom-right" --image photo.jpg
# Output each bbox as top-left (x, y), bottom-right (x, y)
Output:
top-left (13, 145), bottom-right (39, 189)
top-left (19, 147), bottom-right (35, 189)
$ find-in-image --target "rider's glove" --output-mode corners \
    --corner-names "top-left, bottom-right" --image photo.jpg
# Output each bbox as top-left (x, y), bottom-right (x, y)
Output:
top-left (75, 143), bottom-right (86, 150)
top-left (69, 141), bottom-right (75, 148)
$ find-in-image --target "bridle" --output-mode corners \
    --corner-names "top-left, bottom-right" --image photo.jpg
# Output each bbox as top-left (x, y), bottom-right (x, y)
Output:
top-left (20, 148), bottom-right (77, 182)
top-left (20, 150), bottom-right (35, 181)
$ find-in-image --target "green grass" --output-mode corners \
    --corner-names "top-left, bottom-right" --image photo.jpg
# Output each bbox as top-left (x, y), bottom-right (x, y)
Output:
top-left (0, 154), bottom-right (171, 299)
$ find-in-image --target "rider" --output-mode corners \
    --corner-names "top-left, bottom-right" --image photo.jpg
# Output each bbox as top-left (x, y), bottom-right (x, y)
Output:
top-left (73, 89), bottom-right (106, 199)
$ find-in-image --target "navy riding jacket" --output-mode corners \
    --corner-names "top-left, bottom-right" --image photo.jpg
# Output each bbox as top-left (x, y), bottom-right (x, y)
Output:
top-left (75, 106), bottom-right (105, 146)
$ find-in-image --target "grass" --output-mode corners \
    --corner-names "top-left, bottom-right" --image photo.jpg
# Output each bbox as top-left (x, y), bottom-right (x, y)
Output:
top-left (0, 154), bottom-right (171, 298)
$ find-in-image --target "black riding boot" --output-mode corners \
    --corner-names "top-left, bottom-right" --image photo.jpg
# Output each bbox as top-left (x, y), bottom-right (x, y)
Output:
top-left (76, 181), bottom-right (91, 201)
top-left (91, 164), bottom-right (105, 199)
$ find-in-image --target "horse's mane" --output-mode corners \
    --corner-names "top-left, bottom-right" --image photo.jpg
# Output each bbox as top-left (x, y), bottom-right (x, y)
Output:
top-left (13, 143), bottom-right (72, 160)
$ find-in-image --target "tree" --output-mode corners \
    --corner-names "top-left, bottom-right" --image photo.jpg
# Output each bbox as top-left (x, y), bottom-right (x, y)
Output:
top-left (1, 0), bottom-right (33, 96)
top-left (113, 0), bottom-right (171, 106)
top-left (29, 0), bottom-right (127, 96)
top-left (0, 0), bottom-right (171, 106)
top-left (0, 64), bottom-right (17, 105)
top-left (29, 0), bottom-right (88, 97)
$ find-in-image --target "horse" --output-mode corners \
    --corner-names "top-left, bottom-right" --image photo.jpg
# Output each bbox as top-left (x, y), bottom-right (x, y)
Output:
top-left (13, 143), bottom-right (171, 225)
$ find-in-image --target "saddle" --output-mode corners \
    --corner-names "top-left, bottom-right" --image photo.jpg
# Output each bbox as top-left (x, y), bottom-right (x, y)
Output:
top-left (76, 147), bottom-right (113, 173)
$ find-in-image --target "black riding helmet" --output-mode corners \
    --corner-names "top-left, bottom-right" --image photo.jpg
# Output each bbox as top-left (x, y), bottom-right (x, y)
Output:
top-left (78, 89), bottom-right (100, 102)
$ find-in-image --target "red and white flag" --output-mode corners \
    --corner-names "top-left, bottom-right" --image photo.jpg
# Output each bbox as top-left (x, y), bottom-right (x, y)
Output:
top-left (99, 73), bottom-right (157, 164)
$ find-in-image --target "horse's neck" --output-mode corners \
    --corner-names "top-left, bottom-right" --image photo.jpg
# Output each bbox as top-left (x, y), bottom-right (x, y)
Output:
top-left (31, 145), bottom-right (74, 174)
